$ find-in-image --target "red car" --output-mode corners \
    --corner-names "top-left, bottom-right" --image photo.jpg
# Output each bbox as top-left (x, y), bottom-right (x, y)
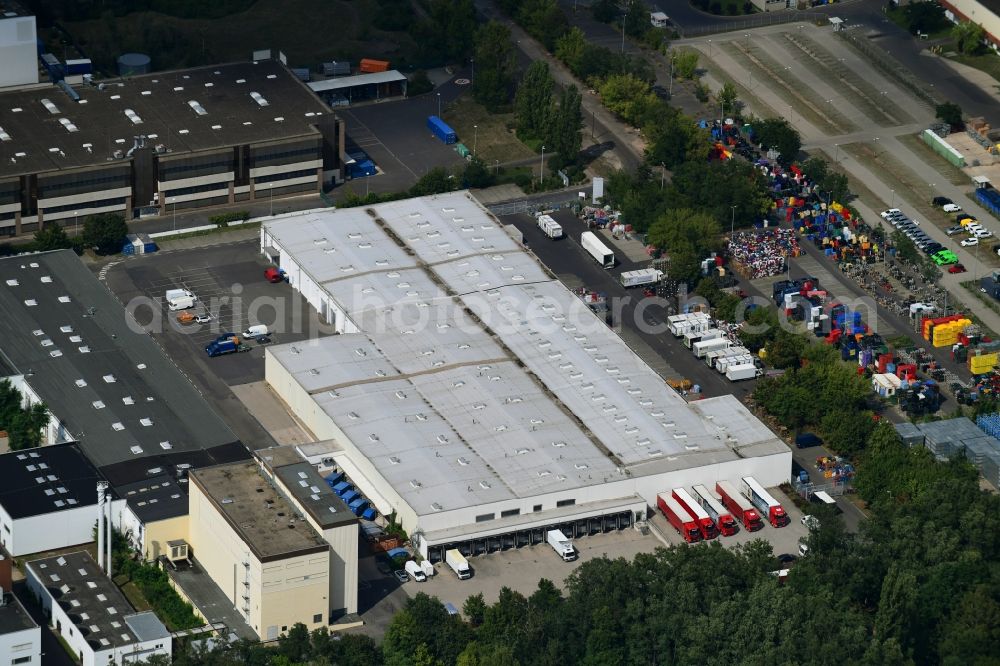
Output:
top-left (948, 264), bottom-right (967, 274)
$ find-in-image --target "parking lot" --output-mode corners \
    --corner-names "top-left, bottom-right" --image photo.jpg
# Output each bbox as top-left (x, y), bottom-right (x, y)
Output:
top-left (103, 239), bottom-right (335, 448)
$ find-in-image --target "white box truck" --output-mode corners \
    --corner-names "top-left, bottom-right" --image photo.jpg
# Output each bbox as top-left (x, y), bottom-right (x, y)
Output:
top-left (670, 314), bottom-right (711, 337)
top-left (726, 362), bottom-right (762, 381)
top-left (620, 268), bottom-right (663, 288)
top-left (581, 231), bottom-right (615, 268)
top-left (716, 353), bottom-right (752, 374)
top-left (165, 289), bottom-right (196, 311)
top-left (537, 214), bottom-right (563, 239)
top-left (445, 549), bottom-right (471, 579)
top-left (420, 560), bottom-right (434, 577)
top-left (693, 337), bottom-right (731, 359)
top-left (546, 529), bottom-right (577, 561)
top-left (685, 328), bottom-right (723, 350)
top-left (404, 560), bottom-right (427, 582)
top-left (709, 347), bottom-right (749, 370)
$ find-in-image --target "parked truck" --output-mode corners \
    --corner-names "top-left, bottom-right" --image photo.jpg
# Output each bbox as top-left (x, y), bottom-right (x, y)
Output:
top-left (716, 353), bottom-right (753, 374)
top-left (740, 476), bottom-right (789, 527)
top-left (427, 115), bottom-right (457, 144)
top-left (404, 560), bottom-right (427, 582)
top-left (716, 480), bottom-right (763, 531)
top-left (671, 315), bottom-right (712, 339)
top-left (420, 560), bottom-right (435, 578)
top-left (671, 487), bottom-right (718, 540)
top-left (620, 268), bottom-right (663, 289)
top-left (691, 484), bottom-right (738, 536)
top-left (683, 327), bottom-right (722, 349)
top-left (546, 529), bottom-right (577, 561)
top-left (581, 231), bottom-right (615, 268)
top-left (657, 493), bottom-right (701, 543)
top-left (205, 335), bottom-right (250, 357)
top-left (726, 362), bottom-right (763, 381)
top-left (537, 214), bottom-right (563, 239)
top-left (165, 288), bottom-right (197, 311)
top-left (445, 549), bottom-right (471, 579)
top-left (706, 346), bottom-right (748, 370)
top-left (693, 336), bottom-right (731, 359)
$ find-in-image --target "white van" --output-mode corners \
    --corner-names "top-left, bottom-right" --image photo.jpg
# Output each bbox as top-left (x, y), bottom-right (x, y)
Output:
top-left (404, 560), bottom-right (427, 582)
top-left (243, 324), bottom-right (269, 338)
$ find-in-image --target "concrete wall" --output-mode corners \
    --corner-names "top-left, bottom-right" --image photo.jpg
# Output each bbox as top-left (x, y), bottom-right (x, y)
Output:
top-left (0, 503), bottom-right (98, 557)
top-left (188, 479), bottom-right (329, 640)
top-left (0, 16), bottom-right (38, 88)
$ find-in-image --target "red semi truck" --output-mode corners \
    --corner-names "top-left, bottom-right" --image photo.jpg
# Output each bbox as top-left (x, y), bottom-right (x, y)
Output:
top-left (741, 476), bottom-right (789, 528)
top-left (716, 480), bottom-right (763, 531)
top-left (672, 487), bottom-right (718, 540)
top-left (657, 493), bottom-right (701, 543)
top-left (691, 484), bottom-right (738, 536)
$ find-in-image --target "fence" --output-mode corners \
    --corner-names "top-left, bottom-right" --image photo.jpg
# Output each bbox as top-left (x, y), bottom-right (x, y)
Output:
top-left (676, 11), bottom-right (825, 37)
top-left (487, 196), bottom-right (579, 217)
top-left (834, 29), bottom-right (941, 108)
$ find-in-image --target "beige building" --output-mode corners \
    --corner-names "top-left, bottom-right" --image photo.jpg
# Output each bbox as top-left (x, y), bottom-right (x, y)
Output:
top-left (940, 0), bottom-right (1000, 50)
top-left (188, 462), bottom-right (332, 641)
top-left (257, 447), bottom-right (358, 618)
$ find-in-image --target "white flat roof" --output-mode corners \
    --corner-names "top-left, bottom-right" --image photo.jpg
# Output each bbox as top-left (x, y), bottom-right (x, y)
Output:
top-left (307, 70), bottom-right (408, 93)
top-left (264, 192), bottom-right (784, 514)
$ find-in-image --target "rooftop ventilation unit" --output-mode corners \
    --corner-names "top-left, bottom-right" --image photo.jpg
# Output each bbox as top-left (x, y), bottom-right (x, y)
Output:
top-left (187, 100), bottom-right (207, 116)
top-left (123, 108), bottom-right (143, 125)
top-left (250, 91), bottom-right (269, 107)
top-left (0, 127), bottom-right (10, 141)
top-left (41, 98), bottom-right (60, 114)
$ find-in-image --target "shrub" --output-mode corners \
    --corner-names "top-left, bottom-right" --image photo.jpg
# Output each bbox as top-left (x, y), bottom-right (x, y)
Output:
top-left (208, 210), bottom-right (250, 227)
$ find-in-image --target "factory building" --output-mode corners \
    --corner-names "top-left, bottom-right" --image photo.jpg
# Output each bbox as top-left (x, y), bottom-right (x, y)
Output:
top-left (0, 59), bottom-right (345, 235)
top-left (0, 443), bottom-right (107, 557)
top-left (25, 551), bottom-right (171, 666)
top-left (0, 5), bottom-right (37, 89)
top-left (188, 461), bottom-right (340, 641)
top-left (260, 192), bottom-right (791, 561)
top-left (0, 556), bottom-right (41, 666)
top-left (0, 250), bottom-right (251, 558)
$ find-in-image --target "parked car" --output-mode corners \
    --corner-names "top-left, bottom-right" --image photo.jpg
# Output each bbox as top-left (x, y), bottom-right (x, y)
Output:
top-left (195, 313), bottom-right (212, 324)
top-left (943, 203), bottom-right (962, 213)
top-left (961, 238), bottom-right (979, 247)
top-left (946, 226), bottom-right (964, 235)
top-left (949, 264), bottom-right (967, 274)
top-left (973, 229), bottom-right (993, 238)
top-left (933, 196), bottom-right (953, 206)
top-left (393, 570), bottom-right (409, 583)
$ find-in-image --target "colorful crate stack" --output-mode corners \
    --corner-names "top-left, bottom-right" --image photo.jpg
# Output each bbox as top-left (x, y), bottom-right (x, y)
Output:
top-left (969, 351), bottom-right (999, 375)
top-left (922, 315), bottom-right (972, 347)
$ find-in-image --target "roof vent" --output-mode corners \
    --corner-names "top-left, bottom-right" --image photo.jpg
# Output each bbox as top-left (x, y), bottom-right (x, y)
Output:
top-left (41, 98), bottom-right (60, 114)
top-left (0, 126), bottom-right (10, 141)
top-left (479, 480), bottom-right (491, 489)
top-left (58, 118), bottom-right (78, 133)
top-left (103, 374), bottom-right (116, 383)
top-left (410, 479), bottom-right (422, 489)
top-left (123, 108), bottom-right (143, 124)
top-left (250, 91), bottom-right (269, 107)
top-left (112, 422), bottom-right (124, 431)
top-left (187, 100), bottom-right (207, 116)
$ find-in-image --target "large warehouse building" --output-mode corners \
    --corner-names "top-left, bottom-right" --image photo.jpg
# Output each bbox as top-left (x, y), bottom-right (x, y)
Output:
top-left (0, 250), bottom-right (251, 558)
top-left (260, 192), bottom-right (791, 562)
top-left (0, 59), bottom-right (345, 235)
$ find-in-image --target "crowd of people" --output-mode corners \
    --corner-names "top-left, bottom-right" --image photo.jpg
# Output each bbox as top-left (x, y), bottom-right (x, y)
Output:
top-left (728, 228), bottom-right (800, 279)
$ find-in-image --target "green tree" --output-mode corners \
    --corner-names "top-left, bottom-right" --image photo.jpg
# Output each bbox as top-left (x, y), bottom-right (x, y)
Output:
top-left (515, 61), bottom-right (554, 141)
top-left (34, 224), bottom-right (73, 251)
top-left (936, 101), bottom-right (964, 128)
top-left (820, 409), bottom-right (875, 457)
top-left (753, 118), bottom-right (801, 165)
top-left (890, 229), bottom-right (920, 265)
top-left (408, 70), bottom-right (434, 97)
top-left (81, 213), bottom-right (128, 255)
top-left (463, 592), bottom-right (487, 627)
top-left (621, 0), bottom-right (649, 38)
top-left (278, 623), bottom-right (312, 662)
top-left (646, 107), bottom-right (709, 169)
top-left (716, 82), bottom-right (740, 119)
top-left (764, 329), bottom-right (807, 370)
top-left (671, 50), bottom-right (699, 80)
top-left (598, 73), bottom-right (658, 127)
top-left (0, 379), bottom-right (49, 451)
top-left (873, 565), bottom-right (920, 654)
top-left (952, 20), bottom-right (986, 54)
top-left (463, 158), bottom-right (495, 189)
top-left (409, 167), bottom-right (457, 196)
top-left (646, 208), bottom-right (721, 258)
top-left (473, 21), bottom-right (517, 112)
top-left (669, 158), bottom-right (771, 225)
top-left (517, 0), bottom-right (569, 50)
top-left (900, 0), bottom-right (949, 35)
top-left (548, 84), bottom-right (582, 167)
top-left (555, 28), bottom-right (588, 75)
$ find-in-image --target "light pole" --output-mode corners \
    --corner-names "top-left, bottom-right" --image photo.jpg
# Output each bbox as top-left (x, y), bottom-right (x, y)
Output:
top-left (495, 159), bottom-right (499, 175)
top-left (268, 183), bottom-right (273, 216)
top-left (668, 57), bottom-right (674, 96)
top-left (171, 199), bottom-right (176, 232)
top-left (436, 92), bottom-right (441, 118)
top-left (890, 189), bottom-right (895, 207)
top-left (473, 124), bottom-right (478, 156)
top-left (539, 146), bottom-right (545, 185)
top-left (470, 57), bottom-right (474, 86)
top-left (621, 6), bottom-right (626, 54)
top-left (834, 144), bottom-right (840, 163)
top-left (660, 163), bottom-right (666, 190)
top-left (73, 211), bottom-right (78, 237)
top-left (873, 136), bottom-right (879, 157)
top-left (730, 205), bottom-right (736, 238)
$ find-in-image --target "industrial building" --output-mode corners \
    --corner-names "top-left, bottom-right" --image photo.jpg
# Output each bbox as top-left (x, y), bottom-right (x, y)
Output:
top-left (25, 551), bottom-right (171, 666)
top-left (0, 250), bottom-right (251, 556)
top-left (0, 556), bottom-right (41, 666)
top-left (307, 71), bottom-right (408, 107)
top-left (260, 192), bottom-right (791, 562)
top-left (0, 4), bottom-right (37, 89)
top-left (939, 0), bottom-right (1000, 50)
top-left (257, 446), bottom-right (358, 617)
top-left (0, 59), bottom-right (346, 235)
top-left (188, 461), bottom-right (340, 641)
top-left (0, 443), bottom-right (106, 557)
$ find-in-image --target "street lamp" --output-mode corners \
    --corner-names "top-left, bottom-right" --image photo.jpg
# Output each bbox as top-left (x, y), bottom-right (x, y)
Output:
top-left (470, 57), bottom-right (474, 86)
top-left (73, 211), bottom-right (78, 237)
top-left (436, 92), bottom-right (441, 118)
top-left (170, 198), bottom-right (176, 232)
top-left (268, 183), bottom-right (273, 216)
top-left (621, 5), bottom-right (626, 54)
top-left (890, 189), bottom-right (895, 207)
top-left (834, 144), bottom-right (840, 163)
top-left (539, 146), bottom-right (545, 185)
top-left (873, 136), bottom-right (880, 157)
top-left (730, 205), bottom-right (736, 238)
top-left (473, 124), bottom-right (478, 156)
